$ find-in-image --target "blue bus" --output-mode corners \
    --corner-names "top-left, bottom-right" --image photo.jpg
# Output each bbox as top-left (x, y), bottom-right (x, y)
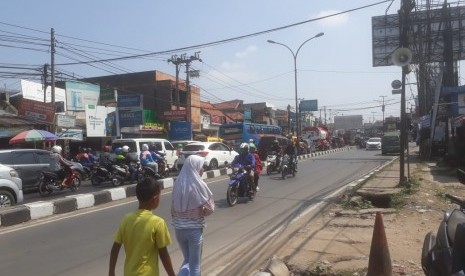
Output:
top-left (219, 122), bottom-right (282, 149)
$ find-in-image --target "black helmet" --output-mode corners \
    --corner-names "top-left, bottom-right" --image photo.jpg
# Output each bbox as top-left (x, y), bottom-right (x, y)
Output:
top-left (273, 140), bottom-right (279, 145)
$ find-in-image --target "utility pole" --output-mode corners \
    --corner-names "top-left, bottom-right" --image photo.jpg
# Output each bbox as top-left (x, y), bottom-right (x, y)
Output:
top-left (168, 55), bottom-right (182, 110)
top-left (168, 52), bottom-right (201, 122)
top-left (324, 106), bottom-right (327, 125)
top-left (50, 28), bottom-right (56, 133)
top-left (42, 64), bottom-right (48, 103)
top-left (371, 111), bottom-right (376, 123)
top-left (398, 0), bottom-right (414, 184)
top-left (380, 95), bottom-right (387, 135)
top-left (287, 104), bottom-right (291, 134)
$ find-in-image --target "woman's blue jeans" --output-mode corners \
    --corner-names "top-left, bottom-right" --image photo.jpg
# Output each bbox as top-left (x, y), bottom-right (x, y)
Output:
top-left (175, 228), bottom-right (203, 276)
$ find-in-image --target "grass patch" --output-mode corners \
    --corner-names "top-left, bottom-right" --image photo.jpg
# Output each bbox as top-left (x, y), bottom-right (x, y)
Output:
top-left (390, 176), bottom-right (420, 209)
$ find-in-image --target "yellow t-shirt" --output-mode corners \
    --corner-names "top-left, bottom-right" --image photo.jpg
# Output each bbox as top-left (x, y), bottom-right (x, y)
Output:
top-left (114, 209), bottom-right (171, 276)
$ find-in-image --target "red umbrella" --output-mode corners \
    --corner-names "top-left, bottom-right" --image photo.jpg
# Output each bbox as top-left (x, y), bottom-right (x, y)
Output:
top-left (9, 129), bottom-right (58, 145)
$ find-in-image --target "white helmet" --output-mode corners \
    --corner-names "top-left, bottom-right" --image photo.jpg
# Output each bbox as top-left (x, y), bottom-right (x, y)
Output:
top-left (51, 145), bottom-right (62, 154)
top-left (122, 145), bottom-right (130, 153)
top-left (141, 144), bottom-right (149, 151)
top-left (240, 142), bottom-right (249, 149)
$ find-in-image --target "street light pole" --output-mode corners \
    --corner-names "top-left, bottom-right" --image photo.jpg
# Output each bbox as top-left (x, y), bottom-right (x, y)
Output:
top-left (268, 32), bottom-right (324, 141)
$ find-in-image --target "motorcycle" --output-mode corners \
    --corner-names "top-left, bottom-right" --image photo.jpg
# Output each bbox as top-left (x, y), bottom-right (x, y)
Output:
top-left (266, 151), bottom-right (282, 175)
top-left (157, 158), bottom-right (169, 178)
top-left (227, 164), bottom-right (256, 206)
top-left (90, 163), bottom-right (113, 186)
top-left (110, 163), bottom-right (135, 186)
top-left (38, 168), bottom-right (81, 196)
top-left (138, 164), bottom-right (162, 182)
top-left (280, 154), bottom-right (296, 180)
top-left (422, 193), bottom-right (465, 275)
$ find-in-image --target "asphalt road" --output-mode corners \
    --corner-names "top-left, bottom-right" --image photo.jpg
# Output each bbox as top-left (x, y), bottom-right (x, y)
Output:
top-left (0, 149), bottom-right (393, 276)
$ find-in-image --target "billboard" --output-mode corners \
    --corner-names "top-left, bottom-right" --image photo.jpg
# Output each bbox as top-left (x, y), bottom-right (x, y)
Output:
top-left (20, 79), bottom-right (67, 112)
top-left (66, 81), bottom-right (100, 111)
top-left (119, 109), bottom-right (144, 128)
top-left (300, 100), bottom-right (318, 112)
top-left (334, 115), bottom-right (363, 130)
top-left (85, 105), bottom-right (116, 137)
top-left (372, 6), bottom-right (465, 66)
top-left (117, 94), bottom-right (143, 109)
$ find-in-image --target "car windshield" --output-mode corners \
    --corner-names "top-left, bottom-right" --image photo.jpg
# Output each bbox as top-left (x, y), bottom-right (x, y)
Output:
top-left (368, 138), bottom-right (381, 142)
top-left (383, 136), bottom-right (399, 142)
top-left (183, 145), bottom-right (206, 151)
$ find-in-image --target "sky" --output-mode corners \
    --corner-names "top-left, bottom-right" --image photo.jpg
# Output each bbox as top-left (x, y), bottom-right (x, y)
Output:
top-left (0, 0), bottom-right (436, 125)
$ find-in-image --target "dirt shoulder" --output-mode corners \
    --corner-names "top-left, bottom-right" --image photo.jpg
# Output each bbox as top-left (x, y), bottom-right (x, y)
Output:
top-left (274, 157), bottom-right (465, 275)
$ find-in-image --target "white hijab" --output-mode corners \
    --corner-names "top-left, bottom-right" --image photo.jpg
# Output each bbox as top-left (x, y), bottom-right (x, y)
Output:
top-left (172, 155), bottom-right (213, 217)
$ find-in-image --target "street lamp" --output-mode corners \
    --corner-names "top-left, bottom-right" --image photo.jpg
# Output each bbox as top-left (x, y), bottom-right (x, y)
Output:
top-left (267, 32), bottom-right (324, 140)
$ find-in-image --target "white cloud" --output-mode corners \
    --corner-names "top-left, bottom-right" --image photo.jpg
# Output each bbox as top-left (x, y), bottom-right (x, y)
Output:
top-left (235, 45), bottom-right (258, 59)
top-left (315, 10), bottom-right (349, 27)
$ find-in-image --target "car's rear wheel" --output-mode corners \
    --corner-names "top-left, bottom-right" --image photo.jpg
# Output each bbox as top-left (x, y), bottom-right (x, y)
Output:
top-left (0, 190), bottom-right (15, 207)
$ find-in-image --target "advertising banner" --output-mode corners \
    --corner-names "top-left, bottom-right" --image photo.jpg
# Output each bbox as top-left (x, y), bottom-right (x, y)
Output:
top-left (18, 98), bottom-right (55, 123)
top-left (66, 81), bottom-right (100, 111)
top-left (20, 79), bottom-right (67, 112)
top-left (85, 105), bottom-right (116, 137)
top-left (170, 121), bottom-right (192, 140)
top-left (163, 110), bottom-right (187, 120)
top-left (55, 129), bottom-right (83, 141)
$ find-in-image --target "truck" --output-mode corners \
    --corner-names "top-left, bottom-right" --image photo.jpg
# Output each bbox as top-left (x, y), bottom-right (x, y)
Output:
top-left (301, 126), bottom-right (331, 151)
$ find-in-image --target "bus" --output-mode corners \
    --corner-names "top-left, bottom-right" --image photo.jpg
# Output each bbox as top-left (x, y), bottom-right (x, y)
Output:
top-left (219, 122), bottom-right (282, 149)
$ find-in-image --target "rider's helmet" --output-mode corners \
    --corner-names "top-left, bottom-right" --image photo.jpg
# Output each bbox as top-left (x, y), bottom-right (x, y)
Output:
top-left (272, 140), bottom-right (279, 146)
top-left (103, 145), bottom-right (111, 152)
top-left (85, 147), bottom-right (92, 153)
top-left (114, 147), bottom-right (123, 155)
top-left (141, 144), bottom-right (149, 151)
top-left (240, 142), bottom-right (249, 151)
top-left (149, 143), bottom-right (157, 152)
top-left (122, 145), bottom-right (130, 153)
top-left (51, 145), bottom-right (62, 154)
top-left (249, 143), bottom-right (256, 151)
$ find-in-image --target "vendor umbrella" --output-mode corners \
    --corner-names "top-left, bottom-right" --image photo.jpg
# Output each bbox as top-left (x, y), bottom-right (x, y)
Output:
top-left (9, 129), bottom-right (58, 145)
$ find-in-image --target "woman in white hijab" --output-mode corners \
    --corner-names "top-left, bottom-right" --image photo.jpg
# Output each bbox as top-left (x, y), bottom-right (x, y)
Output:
top-left (171, 155), bottom-right (214, 276)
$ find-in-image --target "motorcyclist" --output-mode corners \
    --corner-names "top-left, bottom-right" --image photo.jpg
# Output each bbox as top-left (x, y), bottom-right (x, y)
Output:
top-left (269, 140), bottom-right (282, 168)
top-left (49, 145), bottom-right (73, 186)
top-left (75, 147), bottom-right (90, 165)
top-left (140, 143), bottom-right (160, 178)
top-left (284, 140), bottom-right (298, 172)
top-left (114, 145), bottom-right (137, 183)
top-left (231, 142), bottom-right (255, 195)
top-left (99, 145), bottom-right (113, 169)
top-left (249, 143), bottom-right (262, 192)
top-left (149, 143), bottom-right (165, 174)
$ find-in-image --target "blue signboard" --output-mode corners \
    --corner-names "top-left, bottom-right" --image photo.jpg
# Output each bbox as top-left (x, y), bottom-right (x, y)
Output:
top-left (170, 121), bottom-right (192, 140)
top-left (300, 100), bottom-right (318, 112)
top-left (118, 109), bottom-right (144, 127)
top-left (117, 95), bottom-right (143, 109)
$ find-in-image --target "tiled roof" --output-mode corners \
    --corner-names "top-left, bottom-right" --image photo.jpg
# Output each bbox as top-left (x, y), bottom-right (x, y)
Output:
top-left (200, 101), bottom-right (224, 117)
top-left (213, 100), bottom-right (242, 110)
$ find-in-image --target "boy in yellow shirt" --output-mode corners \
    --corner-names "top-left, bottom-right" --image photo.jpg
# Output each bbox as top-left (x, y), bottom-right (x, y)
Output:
top-left (109, 178), bottom-right (175, 276)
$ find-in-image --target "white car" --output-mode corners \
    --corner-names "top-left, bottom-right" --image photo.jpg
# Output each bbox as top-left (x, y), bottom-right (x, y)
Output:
top-left (0, 164), bottom-right (24, 207)
top-left (177, 142), bottom-right (239, 170)
top-left (366, 137), bottom-right (382, 150)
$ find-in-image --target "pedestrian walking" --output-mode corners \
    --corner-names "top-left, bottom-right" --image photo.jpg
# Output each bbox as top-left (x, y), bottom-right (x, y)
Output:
top-left (171, 155), bottom-right (215, 276)
top-left (109, 177), bottom-right (175, 276)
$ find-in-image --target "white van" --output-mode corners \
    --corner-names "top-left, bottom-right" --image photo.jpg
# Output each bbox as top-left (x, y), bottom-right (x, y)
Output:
top-left (111, 138), bottom-right (177, 168)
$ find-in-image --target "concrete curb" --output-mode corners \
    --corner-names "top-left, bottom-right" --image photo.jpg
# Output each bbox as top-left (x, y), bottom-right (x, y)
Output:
top-left (0, 146), bottom-right (353, 227)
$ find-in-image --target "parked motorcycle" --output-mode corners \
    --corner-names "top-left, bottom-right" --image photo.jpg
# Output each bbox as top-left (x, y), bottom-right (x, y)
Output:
top-left (38, 168), bottom-right (81, 196)
top-left (422, 193), bottom-right (465, 275)
top-left (266, 151), bottom-right (282, 175)
top-left (227, 164), bottom-right (255, 206)
top-left (281, 154), bottom-right (296, 179)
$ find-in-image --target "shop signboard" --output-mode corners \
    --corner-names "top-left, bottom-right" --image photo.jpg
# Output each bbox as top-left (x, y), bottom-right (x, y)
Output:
top-left (56, 114), bottom-right (76, 128)
top-left (300, 100), bottom-right (318, 112)
top-left (119, 109), bottom-right (144, 128)
top-left (18, 98), bottom-right (55, 123)
top-left (163, 110), bottom-right (187, 120)
top-left (117, 94), bottom-right (143, 109)
top-left (55, 129), bottom-right (83, 141)
top-left (170, 121), bottom-right (192, 140)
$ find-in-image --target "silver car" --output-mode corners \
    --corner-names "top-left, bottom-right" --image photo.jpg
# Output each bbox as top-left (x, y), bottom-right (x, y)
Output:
top-left (0, 164), bottom-right (24, 207)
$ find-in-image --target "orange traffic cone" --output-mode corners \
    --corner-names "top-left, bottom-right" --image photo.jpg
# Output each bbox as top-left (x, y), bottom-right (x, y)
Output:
top-left (367, 211), bottom-right (392, 276)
